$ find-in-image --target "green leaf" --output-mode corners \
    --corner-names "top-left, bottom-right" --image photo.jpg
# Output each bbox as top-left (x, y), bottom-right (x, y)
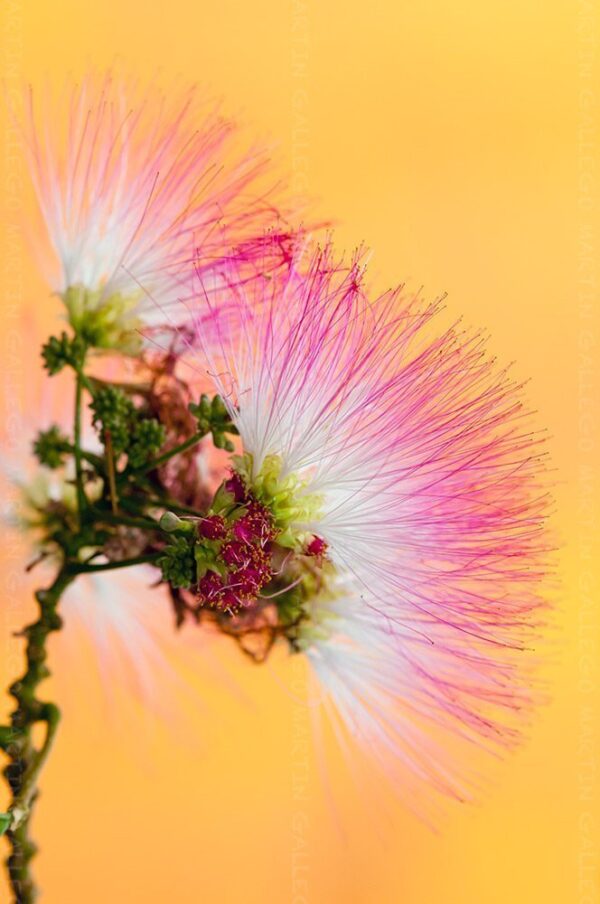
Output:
top-left (0, 813), bottom-right (12, 836)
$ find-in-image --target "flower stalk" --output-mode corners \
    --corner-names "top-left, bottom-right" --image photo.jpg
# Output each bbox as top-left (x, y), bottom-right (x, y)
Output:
top-left (73, 368), bottom-right (87, 525)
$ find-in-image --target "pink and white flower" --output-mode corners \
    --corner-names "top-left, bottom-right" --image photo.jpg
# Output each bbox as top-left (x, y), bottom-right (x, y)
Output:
top-left (190, 244), bottom-right (551, 799)
top-left (18, 72), bottom-right (291, 349)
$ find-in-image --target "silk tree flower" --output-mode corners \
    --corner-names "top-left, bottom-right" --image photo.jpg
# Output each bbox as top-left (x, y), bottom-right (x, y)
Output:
top-left (18, 72), bottom-right (292, 352)
top-left (185, 244), bottom-right (550, 800)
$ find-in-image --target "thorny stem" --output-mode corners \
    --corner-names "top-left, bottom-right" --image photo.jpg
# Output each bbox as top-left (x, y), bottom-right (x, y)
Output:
top-left (1, 567), bottom-right (75, 903)
top-left (0, 551), bottom-right (161, 902)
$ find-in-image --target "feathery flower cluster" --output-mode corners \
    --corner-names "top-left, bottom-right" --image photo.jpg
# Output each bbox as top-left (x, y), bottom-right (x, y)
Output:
top-left (19, 72), bottom-right (291, 351)
top-left (178, 242), bottom-right (550, 799)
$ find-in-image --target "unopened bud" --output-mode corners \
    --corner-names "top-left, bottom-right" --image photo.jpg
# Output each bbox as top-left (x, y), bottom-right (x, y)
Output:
top-left (159, 512), bottom-right (195, 533)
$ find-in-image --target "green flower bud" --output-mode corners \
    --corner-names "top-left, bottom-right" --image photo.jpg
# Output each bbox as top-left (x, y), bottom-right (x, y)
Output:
top-left (90, 386), bottom-right (135, 456)
top-left (128, 418), bottom-right (166, 468)
top-left (159, 512), bottom-right (195, 534)
top-left (33, 426), bottom-right (71, 469)
top-left (188, 394), bottom-right (238, 451)
top-left (158, 536), bottom-right (196, 589)
top-left (41, 332), bottom-right (85, 375)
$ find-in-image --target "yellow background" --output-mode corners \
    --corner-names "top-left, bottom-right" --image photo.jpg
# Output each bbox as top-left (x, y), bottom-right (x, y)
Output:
top-left (1, 1), bottom-right (599, 902)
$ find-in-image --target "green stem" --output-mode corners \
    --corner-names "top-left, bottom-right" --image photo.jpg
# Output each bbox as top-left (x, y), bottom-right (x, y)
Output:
top-left (72, 554), bottom-right (160, 574)
top-left (120, 495), bottom-right (201, 518)
top-left (103, 430), bottom-right (119, 514)
top-left (137, 431), bottom-right (205, 474)
top-left (73, 370), bottom-right (87, 523)
top-left (56, 444), bottom-right (104, 474)
top-left (2, 567), bottom-right (75, 904)
top-left (79, 448), bottom-right (105, 473)
top-left (90, 508), bottom-right (162, 533)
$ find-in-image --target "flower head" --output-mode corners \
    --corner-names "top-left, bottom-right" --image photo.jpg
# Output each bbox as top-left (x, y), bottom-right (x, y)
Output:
top-left (19, 72), bottom-right (291, 351)
top-left (187, 243), bottom-right (551, 800)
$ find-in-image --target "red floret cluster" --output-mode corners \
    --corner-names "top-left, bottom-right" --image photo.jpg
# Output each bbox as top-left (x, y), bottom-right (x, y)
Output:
top-left (196, 481), bottom-right (277, 614)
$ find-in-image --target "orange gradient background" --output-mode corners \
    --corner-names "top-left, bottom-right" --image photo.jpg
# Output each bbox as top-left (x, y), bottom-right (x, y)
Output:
top-left (1, 1), bottom-right (599, 902)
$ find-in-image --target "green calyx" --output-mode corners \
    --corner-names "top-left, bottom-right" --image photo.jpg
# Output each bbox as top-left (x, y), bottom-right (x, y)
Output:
top-left (62, 285), bottom-right (143, 355)
top-left (159, 512), bottom-right (196, 534)
top-left (233, 453), bottom-right (324, 549)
